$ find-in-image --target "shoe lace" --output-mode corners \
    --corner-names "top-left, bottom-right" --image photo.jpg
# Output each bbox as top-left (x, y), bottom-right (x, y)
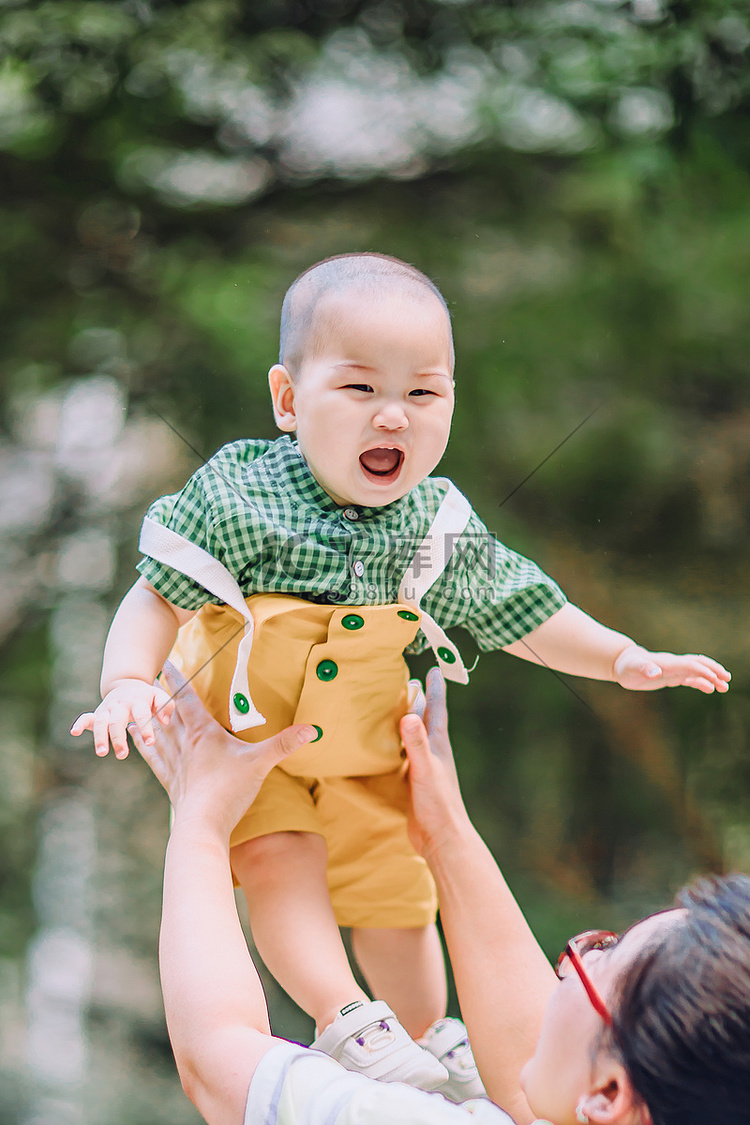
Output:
top-left (444, 1037), bottom-right (476, 1073)
top-left (355, 1020), bottom-right (395, 1050)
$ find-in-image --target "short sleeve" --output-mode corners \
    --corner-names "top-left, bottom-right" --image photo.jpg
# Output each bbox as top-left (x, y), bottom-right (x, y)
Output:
top-left (136, 472), bottom-right (226, 611)
top-left (246, 1042), bottom-right (517, 1125)
top-left (422, 507), bottom-right (567, 653)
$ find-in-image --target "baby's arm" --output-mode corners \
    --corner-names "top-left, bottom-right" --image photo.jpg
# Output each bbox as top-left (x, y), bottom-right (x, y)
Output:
top-left (70, 577), bottom-right (197, 758)
top-left (503, 602), bottom-right (730, 693)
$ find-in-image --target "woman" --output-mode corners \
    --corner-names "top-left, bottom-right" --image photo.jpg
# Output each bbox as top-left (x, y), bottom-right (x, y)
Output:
top-left (127, 662), bottom-right (750, 1125)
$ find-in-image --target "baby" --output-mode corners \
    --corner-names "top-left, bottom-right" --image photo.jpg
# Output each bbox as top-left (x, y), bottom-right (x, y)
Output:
top-left (72, 253), bottom-right (730, 1101)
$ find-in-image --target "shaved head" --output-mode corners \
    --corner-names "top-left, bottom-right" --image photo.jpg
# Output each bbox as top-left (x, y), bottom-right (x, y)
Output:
top-left (279, 252), bottom-right (452, 375)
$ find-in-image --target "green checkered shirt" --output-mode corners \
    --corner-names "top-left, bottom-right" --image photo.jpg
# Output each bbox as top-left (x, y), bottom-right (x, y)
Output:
top-left (137, 436), bottom-right (566, 654)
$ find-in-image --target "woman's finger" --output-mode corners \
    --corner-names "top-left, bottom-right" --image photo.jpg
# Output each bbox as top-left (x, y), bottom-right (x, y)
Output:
top-left (407, 679), bottom-right (426, 719)
top-left (255, 724), bottom-right (317, 772)
top-left (423, 668), bottom-right (453, 763)
top-left (400, 712), bottom-right (432, 767)
top-left (425, 665), bottom-right (447, 705)
top-left (160, 661), bottom-right (194, 704)
top-left (159, 661), bottom-right (216, 730)
top-left (131, 702), bottom-right (156, 746)
top-left (129, 722), bottom-right (169, 784)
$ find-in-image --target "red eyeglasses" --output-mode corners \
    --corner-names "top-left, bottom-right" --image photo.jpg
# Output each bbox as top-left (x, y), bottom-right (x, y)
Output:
top-left (555, 929), bottom-right (619, 1026)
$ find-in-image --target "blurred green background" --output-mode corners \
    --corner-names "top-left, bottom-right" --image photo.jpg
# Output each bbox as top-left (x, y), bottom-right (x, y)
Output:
top-left (1, 1), bottom-right (749, 1122)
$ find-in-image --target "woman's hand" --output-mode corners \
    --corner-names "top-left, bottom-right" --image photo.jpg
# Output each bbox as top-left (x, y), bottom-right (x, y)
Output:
top-left (130, 662), bottom-right (316, 837)
top-left (400, 667), bottom-right (473, 861)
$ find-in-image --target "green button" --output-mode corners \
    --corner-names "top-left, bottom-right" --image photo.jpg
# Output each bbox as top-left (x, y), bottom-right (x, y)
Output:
top-left (437, 647), bottom-right (457, 664)
top-left (341, 614), bottom-right (364, 631)
top-left (397, 610), bottom-right (419, 621)
top-left (233, 693), bottom-right (250, 714)
top-left (316, 659), bottom-right (338, 682)
top-left (311, 725), bottom-right (323, 742)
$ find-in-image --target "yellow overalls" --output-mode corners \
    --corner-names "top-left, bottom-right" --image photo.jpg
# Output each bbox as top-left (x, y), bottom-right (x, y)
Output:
top-left (139, 482), bottom-right (473, 927)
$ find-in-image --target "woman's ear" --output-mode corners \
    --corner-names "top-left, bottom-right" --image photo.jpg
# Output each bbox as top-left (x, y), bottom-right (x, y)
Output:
top-left (268, 365), bottom-right (297, 431)
top-left (579, 1061), bottom-right (650, 1125)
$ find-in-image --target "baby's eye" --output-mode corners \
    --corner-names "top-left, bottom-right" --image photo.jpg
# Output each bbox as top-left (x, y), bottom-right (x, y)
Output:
top-left (344, 383), bottom-right (374, 393)
top-left (409, 388), bottom-right (437, 397)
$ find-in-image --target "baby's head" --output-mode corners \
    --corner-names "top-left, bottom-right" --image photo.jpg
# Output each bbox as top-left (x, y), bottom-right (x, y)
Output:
top-left (269, 252), bottom-right (455, 508)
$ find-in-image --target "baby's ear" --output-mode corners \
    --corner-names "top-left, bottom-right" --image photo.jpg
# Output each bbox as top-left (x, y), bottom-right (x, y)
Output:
top-left (268, 364), bottom-right (297, 431)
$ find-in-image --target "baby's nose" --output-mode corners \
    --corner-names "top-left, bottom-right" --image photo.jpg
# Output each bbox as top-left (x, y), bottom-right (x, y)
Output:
top-left (373, 402), bottom-right (409, 430)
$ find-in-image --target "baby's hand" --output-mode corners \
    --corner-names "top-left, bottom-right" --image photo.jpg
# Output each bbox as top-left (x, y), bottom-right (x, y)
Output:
top-left (613, 645), bottom-right (731, 694)
top-left (70, 679), bottom-right (176, 759)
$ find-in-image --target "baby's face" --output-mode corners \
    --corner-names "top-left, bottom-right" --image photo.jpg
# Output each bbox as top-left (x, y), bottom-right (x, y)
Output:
top-left (270, 288), bottom-right (455, 507)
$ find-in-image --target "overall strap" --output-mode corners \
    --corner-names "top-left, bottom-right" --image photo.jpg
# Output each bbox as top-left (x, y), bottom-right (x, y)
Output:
top-left (398, 481), bottom-right (473, 685)
top-left (139, 518), bottom-right (266, 732)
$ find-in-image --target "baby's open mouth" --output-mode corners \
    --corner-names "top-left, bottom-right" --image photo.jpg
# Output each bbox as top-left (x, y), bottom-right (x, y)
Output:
top-left (359, 447), bottom-right (404, 484)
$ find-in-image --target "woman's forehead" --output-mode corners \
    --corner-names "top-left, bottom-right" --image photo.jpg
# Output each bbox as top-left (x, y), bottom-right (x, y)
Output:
top-left (610, 907), bottom-right (684, 968)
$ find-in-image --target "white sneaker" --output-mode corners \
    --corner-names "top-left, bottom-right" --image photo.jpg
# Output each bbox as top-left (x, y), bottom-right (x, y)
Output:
top-left (419, 1017), bottom-right (488, 1102)
top-left (311, 1000), bottom-right (449, 1089)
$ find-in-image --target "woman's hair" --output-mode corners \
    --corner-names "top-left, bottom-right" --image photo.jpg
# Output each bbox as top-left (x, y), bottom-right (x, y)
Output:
top-left (611, 873), bottom-right (750, 1125)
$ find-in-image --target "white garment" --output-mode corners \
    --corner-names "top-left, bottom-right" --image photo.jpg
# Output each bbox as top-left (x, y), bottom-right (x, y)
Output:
top-left (245, 1041), bottom-right (518, 1125)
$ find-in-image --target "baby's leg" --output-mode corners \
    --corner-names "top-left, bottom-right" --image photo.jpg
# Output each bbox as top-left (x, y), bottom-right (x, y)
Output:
top-left (352, 924), bottom-right (487, 1102)
top-left (351, 924), bottom-right (447, 1039)
top-left (232, 830), bottom-right (369, 1032)
top-left (234, 832), bottom-right (451, 1091)
top-left (318, 771), bottom-right (447, 1038)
